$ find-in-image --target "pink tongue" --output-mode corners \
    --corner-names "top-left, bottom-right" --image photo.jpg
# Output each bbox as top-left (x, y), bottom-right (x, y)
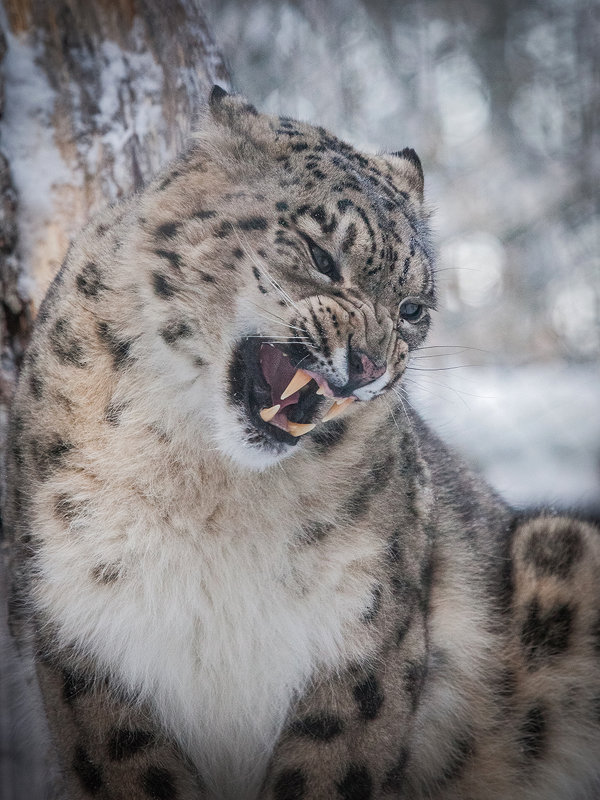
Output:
top-left (259, 344), bottom-right (301, 408)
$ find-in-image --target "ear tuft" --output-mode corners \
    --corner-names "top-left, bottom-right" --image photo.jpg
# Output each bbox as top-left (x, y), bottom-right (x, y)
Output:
top-left (209, 84), bottom-right (229, 106)
top-left (208, 88), bottom-right (259, 124)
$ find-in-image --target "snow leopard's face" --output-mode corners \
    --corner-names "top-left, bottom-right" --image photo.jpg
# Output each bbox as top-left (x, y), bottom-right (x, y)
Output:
top-left (140, 91), bottom-right (435, 469)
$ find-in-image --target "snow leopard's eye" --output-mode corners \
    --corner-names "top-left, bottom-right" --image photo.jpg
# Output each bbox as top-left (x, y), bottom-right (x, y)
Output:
top-left (399, 300), bottom-right (424, 323)
top-left (306, 238), bottom-right (340, 281)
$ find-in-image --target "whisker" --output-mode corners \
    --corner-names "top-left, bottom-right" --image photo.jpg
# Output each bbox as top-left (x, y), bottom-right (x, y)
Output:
top-left (402, 376), bottom-right (469, 407)
top-left (383, 395), bottom-right (404, 432)
top-left (404, 374), bottom-right (495, 403)
top-left (413, 345), bottom-right (491, 354)
top-left (387, 389), bottom-right (411, 427)
top-left (406, 364), bottom-right (484, 372)
top-left (244, 300), bottom-right (307, 335)
top-left (243, 334), bottom-right (309, 341)
top-left (393, 384), bottom-right (415, 407)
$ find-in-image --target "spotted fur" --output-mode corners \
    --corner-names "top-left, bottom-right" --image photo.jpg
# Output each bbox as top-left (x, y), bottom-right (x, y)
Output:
top-left (4, 91), bottom-right (600, 800)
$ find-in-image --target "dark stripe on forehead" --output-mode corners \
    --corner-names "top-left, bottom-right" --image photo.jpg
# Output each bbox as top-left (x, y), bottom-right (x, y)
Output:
top-left (341, 223), bottom-right (357, 254)
top-left (354, 205), bottom-right (379, 261)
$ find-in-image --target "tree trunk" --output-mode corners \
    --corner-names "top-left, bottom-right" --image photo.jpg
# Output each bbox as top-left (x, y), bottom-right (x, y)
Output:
top-left (0, 3), bottom-right (229, 797)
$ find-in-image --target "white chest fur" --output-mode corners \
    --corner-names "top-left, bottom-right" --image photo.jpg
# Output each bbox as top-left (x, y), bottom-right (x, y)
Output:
top-left (34, 464), bottom-right (380, 800)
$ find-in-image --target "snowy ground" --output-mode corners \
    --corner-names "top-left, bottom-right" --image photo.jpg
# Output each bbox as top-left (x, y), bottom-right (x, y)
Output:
top-left (408, 361), bottom-right (600, 512)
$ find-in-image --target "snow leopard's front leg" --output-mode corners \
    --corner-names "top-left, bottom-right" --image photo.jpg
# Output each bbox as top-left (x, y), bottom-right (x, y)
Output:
top-left (35, 649), bottom-right (206, 800)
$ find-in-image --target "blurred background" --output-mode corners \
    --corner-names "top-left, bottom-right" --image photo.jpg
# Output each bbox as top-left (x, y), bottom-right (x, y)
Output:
top-left (205, 0), bottom-right (600, 512)
top-left (0, 4), bottom-right (598, 795)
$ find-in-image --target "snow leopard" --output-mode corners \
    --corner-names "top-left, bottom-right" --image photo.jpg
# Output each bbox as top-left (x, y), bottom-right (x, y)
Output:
top-left (4, 86), bottom-right (600, 800)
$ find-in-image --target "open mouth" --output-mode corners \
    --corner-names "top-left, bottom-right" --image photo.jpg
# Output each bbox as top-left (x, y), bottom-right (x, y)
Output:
top-left (229, 337), bottom-right (355, 448)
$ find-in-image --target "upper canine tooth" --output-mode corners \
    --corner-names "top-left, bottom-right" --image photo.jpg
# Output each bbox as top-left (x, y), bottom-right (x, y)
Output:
top-left (287, 421), bottom-right (316, 437)
top-left (322, 397), bottom-right (355, 422)
top-left (280, 369), bottom-right (312, 400)
top-left (259, 404), bottom-right (280, 422)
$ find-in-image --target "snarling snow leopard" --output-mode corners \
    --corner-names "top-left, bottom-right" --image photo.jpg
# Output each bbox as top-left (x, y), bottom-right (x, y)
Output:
top-left (4, 87), bottom-right (600, 800)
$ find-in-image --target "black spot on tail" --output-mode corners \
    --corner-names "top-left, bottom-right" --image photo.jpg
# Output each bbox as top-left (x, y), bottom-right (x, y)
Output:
top-left (521, 599), bottom-right (573, 668)
top-left (523, 522), bottom-right (583, 579)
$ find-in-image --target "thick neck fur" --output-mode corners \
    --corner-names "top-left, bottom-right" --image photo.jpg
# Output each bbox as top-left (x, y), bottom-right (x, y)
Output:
top-left (23, 296), bottom-right (423, 798)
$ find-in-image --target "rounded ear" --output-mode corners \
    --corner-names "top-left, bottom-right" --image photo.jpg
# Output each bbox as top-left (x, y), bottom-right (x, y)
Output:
top-left (207, 86), bottom-right (259, 124)
top-left (382, 147), bottom-right (424, 201)
top-left (209, 84), bottom-right (229, 106)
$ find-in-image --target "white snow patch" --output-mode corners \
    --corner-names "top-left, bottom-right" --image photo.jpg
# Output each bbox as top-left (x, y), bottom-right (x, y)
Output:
top-left (409, 363), bottom-right (600, 510)
top-left (0, 14), bottom-right (75, 291)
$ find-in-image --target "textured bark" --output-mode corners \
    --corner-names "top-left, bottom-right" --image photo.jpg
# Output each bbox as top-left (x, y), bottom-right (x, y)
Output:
top-left (0, 3), bottom-right (229, 797)
top-left (0, 0), bottom-right (229, 407)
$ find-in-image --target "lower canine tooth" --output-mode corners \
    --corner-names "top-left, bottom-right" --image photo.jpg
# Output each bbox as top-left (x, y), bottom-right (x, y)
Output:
top-left (287, 421), bottom-right (316, 437)
top-left (322, 397), bottom-right (355, 422)
top-left (281, 369), bottom-right (312, 400)
top-left (260, 404), bottom-right (280, 422)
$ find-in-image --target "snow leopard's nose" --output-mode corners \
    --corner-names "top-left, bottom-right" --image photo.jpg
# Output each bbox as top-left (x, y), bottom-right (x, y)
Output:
top-left (346, 347), bottom-right (386, 390)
